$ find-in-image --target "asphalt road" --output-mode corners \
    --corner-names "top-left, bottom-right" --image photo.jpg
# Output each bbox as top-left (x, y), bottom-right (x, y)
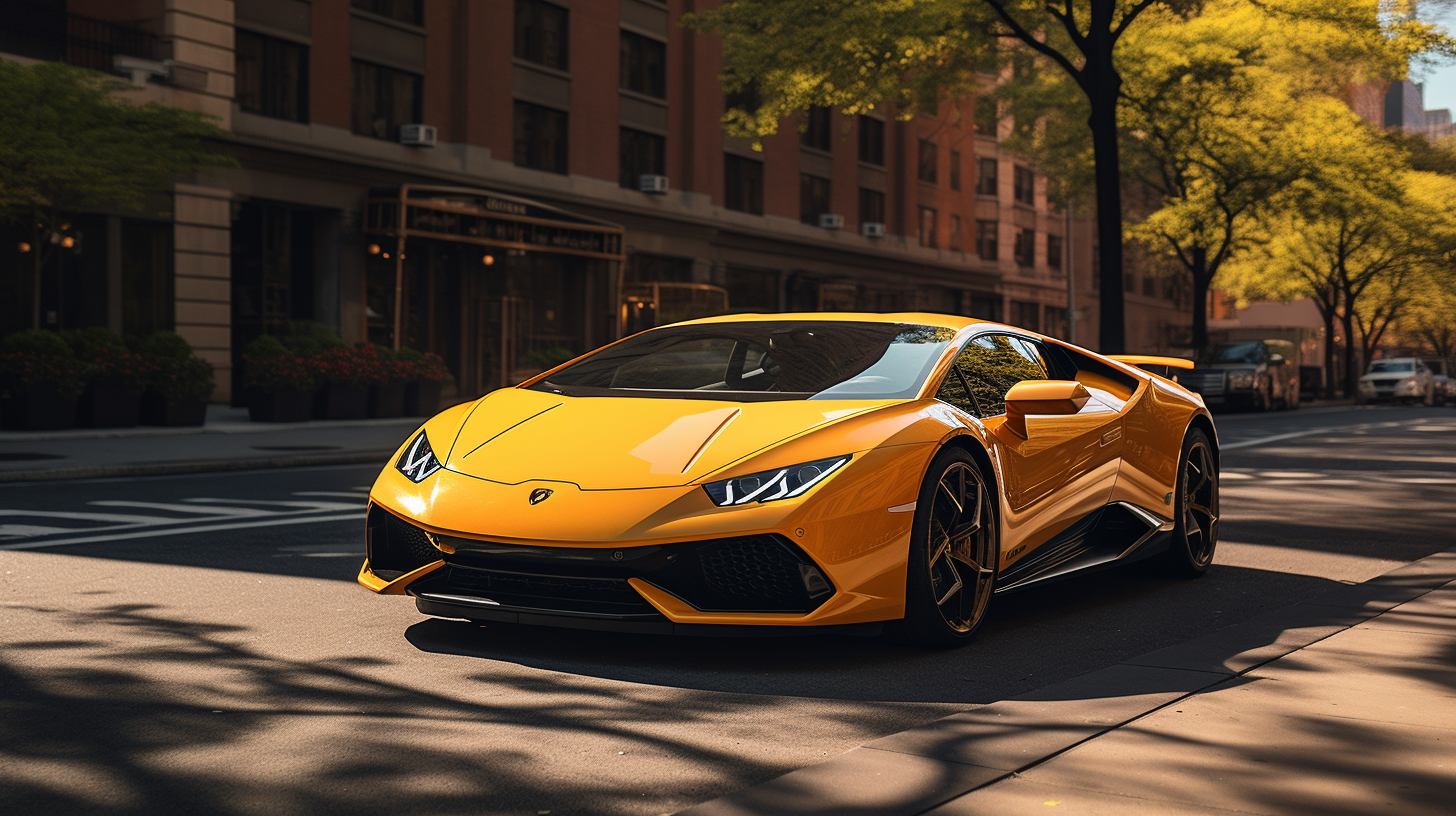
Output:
top-left (2, 404), bottom-right (1453, 815)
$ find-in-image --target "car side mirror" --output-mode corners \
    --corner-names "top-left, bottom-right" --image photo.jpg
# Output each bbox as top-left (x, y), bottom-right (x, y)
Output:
top-left (1003, 380), bottom-right (1091, 438)
top-left (1268, 353), bottom-right (1286, 366)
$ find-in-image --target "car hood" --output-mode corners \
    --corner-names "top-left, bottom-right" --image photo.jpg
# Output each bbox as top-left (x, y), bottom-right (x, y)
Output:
top-left (442, 387), bottom-right (890, 489)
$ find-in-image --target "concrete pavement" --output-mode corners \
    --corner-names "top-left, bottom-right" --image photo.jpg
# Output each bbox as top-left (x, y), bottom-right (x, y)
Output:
top-left (680, 548), bottom-right (1456, 815)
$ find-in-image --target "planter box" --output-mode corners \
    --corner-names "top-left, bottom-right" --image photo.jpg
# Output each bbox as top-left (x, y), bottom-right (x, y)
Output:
top-left (0, 382), bottom-right (78, 431)
top-left (404, 380), bottom-right (442, 417)
top-left (77, 376), bottom-right (142, 428)
top-left (314, 383), bottom-right (368, 420)
top-left (140, 391), bottom-right (207, 427)
top-left (249, 388), bottom-right (314, 423)
top-left (368, 381), bottom-right (406, 418)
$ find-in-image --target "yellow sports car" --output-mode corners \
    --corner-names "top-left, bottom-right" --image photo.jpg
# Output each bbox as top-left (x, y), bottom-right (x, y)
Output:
top-left (360, 313), bottom-right (1217, 646)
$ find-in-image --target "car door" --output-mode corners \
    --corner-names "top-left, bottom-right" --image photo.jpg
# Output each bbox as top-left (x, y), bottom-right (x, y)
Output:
top-left (935, 333), bottom-right (1124, 561)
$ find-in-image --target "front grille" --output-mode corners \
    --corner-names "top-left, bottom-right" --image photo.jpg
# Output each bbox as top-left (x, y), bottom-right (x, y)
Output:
top-left (415, 533), bottom-right (834, 616)
top-left (1181, 370), bottom-right (1225, 398)
top-left (366, 504), bottom-right (443, 577)
top-left (698, 536), bottom-right (806, 604)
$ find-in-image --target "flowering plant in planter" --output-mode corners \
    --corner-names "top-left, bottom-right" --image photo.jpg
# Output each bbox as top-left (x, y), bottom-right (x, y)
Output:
top-left (65, 327), bottom-right (154, 428)
top-left (0, 330), bottom-right (96, 430)
top-left (243, 335), bottom-right (317, 391)
top-left (397, 348), bottom-right (453, 417)
top-left (312, 345), bottom-right (380, 387)
top-left (136, 331), bottom-right (214, 400)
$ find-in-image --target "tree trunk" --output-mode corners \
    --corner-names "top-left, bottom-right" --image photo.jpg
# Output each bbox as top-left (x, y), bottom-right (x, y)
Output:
top-left (1340, 309), bottom-right (1358, 399)
top-left (1086, 72), bottom-right (1126, 354)
top-left (1321, 307), bottom-right (1337, 401)
top-left (1189, 246), bottom-right (1209, 354)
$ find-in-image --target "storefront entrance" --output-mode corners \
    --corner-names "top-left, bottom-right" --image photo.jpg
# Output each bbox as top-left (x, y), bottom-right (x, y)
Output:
top-left (363, 186), bottom-right (624, 397)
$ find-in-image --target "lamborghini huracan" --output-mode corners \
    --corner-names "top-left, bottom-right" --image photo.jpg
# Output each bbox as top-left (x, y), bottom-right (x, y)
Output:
top-left (360, 313), bottom-right (1218, 646)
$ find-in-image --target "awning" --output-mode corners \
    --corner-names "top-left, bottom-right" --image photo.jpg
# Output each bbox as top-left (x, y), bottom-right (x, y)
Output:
top-left (364, 184), bottom-right (625, 262)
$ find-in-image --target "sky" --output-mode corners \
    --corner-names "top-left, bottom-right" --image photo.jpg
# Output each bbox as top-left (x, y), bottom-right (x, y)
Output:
top-left (1416, 6), bottom-right (1456, 114)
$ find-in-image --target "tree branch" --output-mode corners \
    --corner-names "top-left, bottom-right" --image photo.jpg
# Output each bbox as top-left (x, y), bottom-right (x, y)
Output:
top-left (984, 0), bottom-right (1086, 86)
top-left (1111, 0), bottom-right (1159, 44)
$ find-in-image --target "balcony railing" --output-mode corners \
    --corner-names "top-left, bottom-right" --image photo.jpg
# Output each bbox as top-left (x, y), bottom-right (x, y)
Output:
top-left (0, 3), bottom-right (158, 73)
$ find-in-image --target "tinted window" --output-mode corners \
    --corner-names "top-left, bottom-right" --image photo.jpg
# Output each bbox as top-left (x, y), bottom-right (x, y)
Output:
top-left (352, 61), bottom-right (421, 140)
top-left (236, 30), bottom-right (308, 123)
top-left (620, 31), bottom-right (666, 97)
top-left (944, 334), bottom-right (1046, 417)
top-left (514, 0), bottom-right (569, 70)
top-left (725, 154), bottom-right (764, 214)
top-left (530, 321), bottom-right (958, 402)
top-left (1369, 360), bottom-right (1415, 373)
top-left (1207, 341), bottom-right (1266, 364)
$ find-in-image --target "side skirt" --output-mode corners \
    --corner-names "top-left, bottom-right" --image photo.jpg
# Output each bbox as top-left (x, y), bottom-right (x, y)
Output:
top-left (994, 502), bottom-right (1175, 594)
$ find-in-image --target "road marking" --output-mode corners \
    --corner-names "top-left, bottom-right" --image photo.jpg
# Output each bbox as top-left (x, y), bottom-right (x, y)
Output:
top-left (90, 500), bottom-right (273, 517)
top-left (181, 498), bottom-right (358, 512)
top-left (1221, 419), bottom-right (1435, 451)
top-left (0, 513), bottom-right (360, 550)
top-left (292, 491), bottom-right (372, 499)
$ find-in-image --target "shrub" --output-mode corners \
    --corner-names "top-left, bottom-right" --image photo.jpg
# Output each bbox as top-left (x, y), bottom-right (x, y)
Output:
top-left (280, 321), bottom-right (347, 358)
top-left (0, 329), bottom-right (94, 397)
top-left (67, 326), bottom-right (153, 386)
top-left (134, 331), bottom-right (214, 403)
top-left (312, 345), bottom-right (380, 387)
top-left (243, 334), bottom-right (315, 391)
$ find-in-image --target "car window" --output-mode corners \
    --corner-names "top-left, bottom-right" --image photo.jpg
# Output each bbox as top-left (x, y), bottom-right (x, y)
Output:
top-left (1369, 360), bottom-right (1414, 373)
top-left (1043, 340), bottom-right (1139, 403)
top-left (945, 333), bottom-right (1047, 417)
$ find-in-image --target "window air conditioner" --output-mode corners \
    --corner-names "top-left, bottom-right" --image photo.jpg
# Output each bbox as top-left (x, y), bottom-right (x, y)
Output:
top-left (861, 221), bottom-right (886, 238)
top-left (639, 174), bottom-right (670, 194)
top-left (399, 124), bottom-right (437, 147)
top-left (819, 213), bottom-right (844, 230)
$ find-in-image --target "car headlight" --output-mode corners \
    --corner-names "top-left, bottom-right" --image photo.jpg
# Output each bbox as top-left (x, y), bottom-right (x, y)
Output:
top-left (702, 455), bottom-right (851, 506)
top-left (1228, 372), bottom-right (1255, 390)
top-left (396, 430), bottom-right (444, 483)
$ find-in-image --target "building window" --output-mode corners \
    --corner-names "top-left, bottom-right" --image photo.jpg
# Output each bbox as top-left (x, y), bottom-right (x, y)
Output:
top-left (235, 30), bottom-right (308, 123)
top-left (858, 115), bottom-right (884, 165)
top-left (976, 158), bottom-right (998, 196)
top-left (1012, 300), bottom-right (1041, 332)
top-left (724, 154), bottom-right (764, 214)
top-left (1013, 165), bottom-right (1035, 206)
top-left (858, 188), bottom-right (885, 226)
top-left (917, 139), bottom-right (937, 184)
top-left (1013, 227), bottom-right (1035, 267)
top-left (975, 96), bottom-right (998, 136)
top-left (950, 214), bottom-right (963, 252)
top-left (976, 221), bottom-right (998, 260)
top-left (1045, 307), bottom-right (1068, 339)
top-left (725, 82), bottom-right (761, 114)
top-left (802, 106), bottom-right (832, 151)
top-left (352, 0), bottom-right (422, 25)
top-left (513, 101), bottom-right (568, 173)
top-left (352, 60), bottom-right (421, 140)
top-left (1047, 234), bottom-right (1063, 271)
top-left (1143, 274), bottom-right (1158, 297)
top-left (620, 30), bottom-right (666, 98)
top-left (514, 0), bottom-right (568, 70)
top-left (918, 207), bottom-right (937, 248)
top-left (800, 174), bottom-right (831, 224)
top-left (949, 150), bottom-right (962, 191)
top-left (620, 128), bottom-right (665, 189)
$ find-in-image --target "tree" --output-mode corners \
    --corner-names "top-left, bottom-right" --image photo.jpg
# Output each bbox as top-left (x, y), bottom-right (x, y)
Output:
top-left (0, 61), bottom-right (232, 329)
top-left (690, 0), bottom-right (1175, 354)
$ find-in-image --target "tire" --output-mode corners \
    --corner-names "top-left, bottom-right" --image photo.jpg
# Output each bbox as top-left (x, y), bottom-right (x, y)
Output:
top-left (897, 447), bottom-right (999, 648)
top-left (1156, 428), bottom-right (1219, 578)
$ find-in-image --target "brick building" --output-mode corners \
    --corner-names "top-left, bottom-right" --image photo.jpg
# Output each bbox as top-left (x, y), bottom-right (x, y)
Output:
top-left (0, 0), bottom-right (1192, 402)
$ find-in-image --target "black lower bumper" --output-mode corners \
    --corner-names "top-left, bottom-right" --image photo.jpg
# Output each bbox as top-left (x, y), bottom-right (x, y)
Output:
top-left (414, 594), bottom-right (883, 637)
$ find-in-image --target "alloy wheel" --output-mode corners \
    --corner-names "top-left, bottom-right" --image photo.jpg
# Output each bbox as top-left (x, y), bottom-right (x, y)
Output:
top-left (926, 462), bottom-right (997, 632)
top-left (1181, 440), bottom-right (1219, 567)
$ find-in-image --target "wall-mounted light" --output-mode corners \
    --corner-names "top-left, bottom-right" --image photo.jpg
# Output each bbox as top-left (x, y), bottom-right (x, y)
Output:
top-left (368, 244), bottom-right (381, 255)
top-left (60, 236), bottom-right (75, 249)
top-left (382, 252), bottom-right (391, 259)
top-left (17, 242), bottom-right (31, 253)
top-left (482, 254), bottom-right (495, 266)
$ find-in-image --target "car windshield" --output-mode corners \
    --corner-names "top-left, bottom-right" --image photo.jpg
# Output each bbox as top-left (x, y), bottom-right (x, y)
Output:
top-left (528, 321), bottom-right (959, 401)
top-left (1203, 342), bottom-right (1265, 365)
top-left (1369, 360), bottom-right (1415, 373)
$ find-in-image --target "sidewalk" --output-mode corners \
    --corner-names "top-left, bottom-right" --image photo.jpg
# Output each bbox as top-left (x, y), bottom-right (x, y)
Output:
top-left (0, 404), bottom-right (425, 482)
top-left (682, 548), bottom-right (1456, 816)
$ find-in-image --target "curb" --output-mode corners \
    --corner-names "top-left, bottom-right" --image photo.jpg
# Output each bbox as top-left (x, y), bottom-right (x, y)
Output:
top-left (0, 450), bottom-right (394, 483)
top-left (676, 548), bottom-right (1456, 816)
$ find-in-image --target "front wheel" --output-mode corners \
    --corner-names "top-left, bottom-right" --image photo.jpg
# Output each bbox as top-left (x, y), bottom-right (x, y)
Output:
top-left (897, 448), bottom-right (998, 648)
top-left (1157, 429), bottom-right (1219, 578)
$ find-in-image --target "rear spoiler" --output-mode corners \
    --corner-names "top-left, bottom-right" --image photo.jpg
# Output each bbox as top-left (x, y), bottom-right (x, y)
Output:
top-left (1108, 355), bottom-right (1195, 379)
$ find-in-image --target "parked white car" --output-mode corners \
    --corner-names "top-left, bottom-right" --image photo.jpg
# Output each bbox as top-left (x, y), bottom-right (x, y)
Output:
top-left (1357, 357), bottom-right (1435, 405)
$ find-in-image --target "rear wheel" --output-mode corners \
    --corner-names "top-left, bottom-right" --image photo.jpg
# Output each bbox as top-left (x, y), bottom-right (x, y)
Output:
top-left (898, 448), bottom-right (998, 648)
top-left (1158, 429), bottom-right (1219, 578)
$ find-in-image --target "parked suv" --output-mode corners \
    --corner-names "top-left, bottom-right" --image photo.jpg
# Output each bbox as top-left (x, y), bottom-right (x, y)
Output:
top-left (1357, 357), bottom-right (1435, 405)
top-left (1180, 339), bottom-right (1300, 411)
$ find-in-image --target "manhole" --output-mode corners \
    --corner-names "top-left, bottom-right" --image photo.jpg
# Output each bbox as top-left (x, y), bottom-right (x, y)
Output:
top-left (249, 445), bottom-right (343, 452)
top-left (0, 452), bottom-right (66, 462)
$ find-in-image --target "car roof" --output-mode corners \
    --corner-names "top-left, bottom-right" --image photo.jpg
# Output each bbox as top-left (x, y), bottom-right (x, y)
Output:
top-left (676, 311), bottom-right (999, 332)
